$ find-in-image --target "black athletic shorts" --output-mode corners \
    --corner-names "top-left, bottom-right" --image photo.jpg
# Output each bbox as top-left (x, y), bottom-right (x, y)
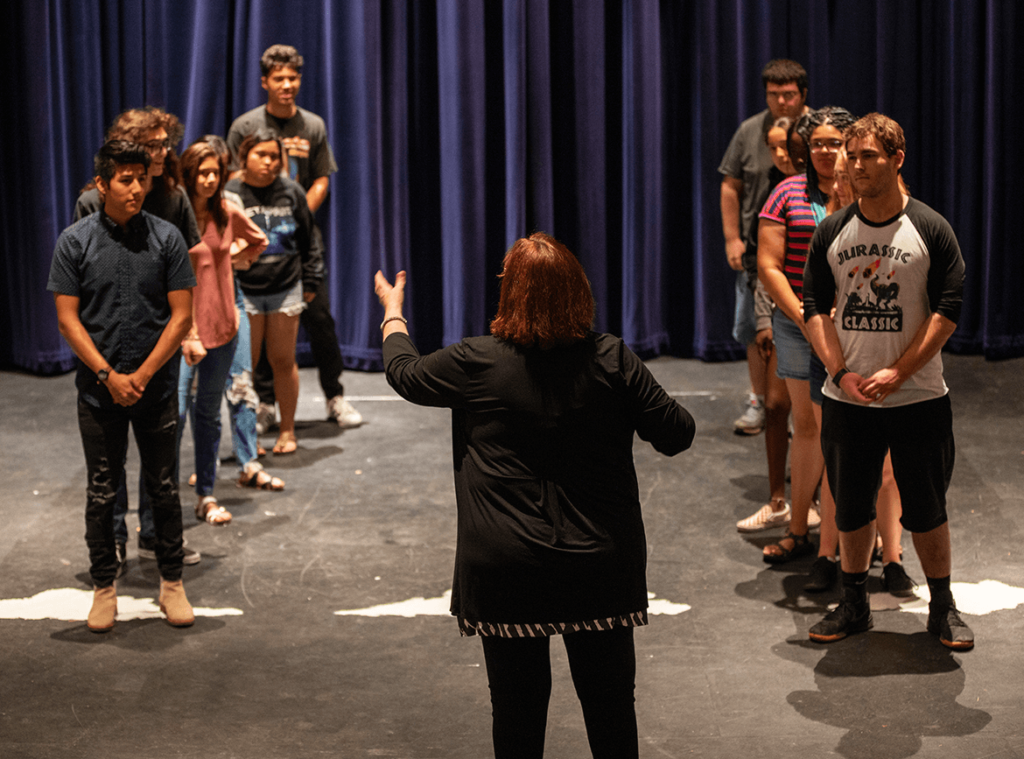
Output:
top-left (821, 395), bottom-right (954, 533)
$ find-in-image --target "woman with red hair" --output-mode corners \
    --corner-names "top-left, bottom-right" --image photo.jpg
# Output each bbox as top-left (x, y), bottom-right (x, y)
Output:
top-left (375, 233), bottom-right (696, 759)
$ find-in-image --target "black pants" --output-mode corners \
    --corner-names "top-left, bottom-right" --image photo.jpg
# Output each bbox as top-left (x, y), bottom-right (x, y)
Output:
top-left (254, 273), bottom-right (345, 404)
top-left (480, 627), bottom-right (638, 759)
top-left (77, 394), bottom-right (185, 587)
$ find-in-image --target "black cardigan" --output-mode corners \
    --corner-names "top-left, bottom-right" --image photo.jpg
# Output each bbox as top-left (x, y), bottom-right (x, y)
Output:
top-left (383, 331), bottom-right (695, 625)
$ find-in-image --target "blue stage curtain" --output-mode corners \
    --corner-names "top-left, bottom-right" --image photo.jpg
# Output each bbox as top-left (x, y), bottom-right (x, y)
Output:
top-left (3, 0), bottom-right (1021, 375)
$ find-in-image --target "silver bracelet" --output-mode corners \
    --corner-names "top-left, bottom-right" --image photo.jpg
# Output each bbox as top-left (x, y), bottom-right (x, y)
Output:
top-left (380, 315), bottom-right (408, 331)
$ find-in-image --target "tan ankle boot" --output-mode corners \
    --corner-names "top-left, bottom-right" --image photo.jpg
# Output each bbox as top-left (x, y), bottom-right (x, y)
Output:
top-left (159, 579), bottom-right (195, 627)
top-left (87, 584), bottom-right (117, 632)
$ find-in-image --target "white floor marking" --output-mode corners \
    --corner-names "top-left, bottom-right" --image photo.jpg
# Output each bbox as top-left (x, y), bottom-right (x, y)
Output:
top-left (334, 590), bottom-right (690, 618)
top-left (896, 580), bottom-right (1024, 616)
top-left (0, 588), bottom-right (243, 621)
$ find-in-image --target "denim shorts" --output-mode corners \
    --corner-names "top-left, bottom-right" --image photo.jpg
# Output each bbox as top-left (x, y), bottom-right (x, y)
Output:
top-left (772, 309), bottom-right (811, 381)
top-left (731, 271), bottom-right (757, 346)
top-left (242, 281), bottom-right (306, 317)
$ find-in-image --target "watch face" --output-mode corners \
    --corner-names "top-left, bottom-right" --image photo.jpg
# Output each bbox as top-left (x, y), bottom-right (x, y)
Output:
top-left (98, 369), bottom-right (109, 381)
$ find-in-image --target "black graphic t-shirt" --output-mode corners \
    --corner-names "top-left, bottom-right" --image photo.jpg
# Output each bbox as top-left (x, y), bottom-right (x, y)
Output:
top-left (803, 197), bottom-right (965, 407)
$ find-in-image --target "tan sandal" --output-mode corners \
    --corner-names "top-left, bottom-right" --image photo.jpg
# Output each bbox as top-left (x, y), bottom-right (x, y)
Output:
top-left (195, 495), bottom-right (231, 526)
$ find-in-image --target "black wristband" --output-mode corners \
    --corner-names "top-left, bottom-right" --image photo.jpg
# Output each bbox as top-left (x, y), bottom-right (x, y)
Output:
top-left (832, 367), bottom-right (850, 388)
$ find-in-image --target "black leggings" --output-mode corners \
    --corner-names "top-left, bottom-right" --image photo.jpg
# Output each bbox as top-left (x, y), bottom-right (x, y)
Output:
top-left (480, 626), bottom-right (638, 759)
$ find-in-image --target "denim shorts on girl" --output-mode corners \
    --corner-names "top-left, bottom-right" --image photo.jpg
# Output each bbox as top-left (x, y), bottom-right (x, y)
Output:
top-left (242, 281), bottom-right (307, 317)
top-left (772, 309), bottom-right (811, 381)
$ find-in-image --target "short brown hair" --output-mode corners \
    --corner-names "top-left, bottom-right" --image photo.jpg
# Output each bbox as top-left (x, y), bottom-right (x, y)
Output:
top-left (106, 106), bottom-right (184, 192)
top-left (490, 233), bottom-right (594, 348)
top-left (846, 112), bottom-right (906, 157)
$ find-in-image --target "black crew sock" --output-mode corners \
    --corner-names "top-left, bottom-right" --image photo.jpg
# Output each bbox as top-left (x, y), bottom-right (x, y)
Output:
top-left (841, 570), bottom-right (870, 607)
top-left (927, 575), bottom-right (954, 611)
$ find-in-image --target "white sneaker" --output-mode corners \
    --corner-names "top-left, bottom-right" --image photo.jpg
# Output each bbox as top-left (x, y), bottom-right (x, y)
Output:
top-left (737, 502), bottom-right (791, 533)
top-left (327, 395), bottom-right (363, 428)
top-left (733, 393), bottom-right (765, 435)
top-left (255, 402), bottom-right (277, 435)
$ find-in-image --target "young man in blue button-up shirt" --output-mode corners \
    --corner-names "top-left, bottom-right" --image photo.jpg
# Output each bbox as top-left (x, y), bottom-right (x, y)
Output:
top-left (48, 140), bottom-right (197, 632)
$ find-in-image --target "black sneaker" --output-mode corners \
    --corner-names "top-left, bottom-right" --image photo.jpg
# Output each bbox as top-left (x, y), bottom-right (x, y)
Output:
top-left (880, 562), bottom-right (916, 597)
top-left (138, 537), bottom-right (202, 565)
top-left (115, 542), bottom-right (127, 579)
top-left (804, 556), bottom-right (838, 593)
top-left (808, 600), bottom-right (873, 642)
top-left (927, 605), bottom-right (975, 650)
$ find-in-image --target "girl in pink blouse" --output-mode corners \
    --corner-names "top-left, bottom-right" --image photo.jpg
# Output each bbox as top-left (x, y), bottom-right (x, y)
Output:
top-left (179, 141), bottom-right (283, 526)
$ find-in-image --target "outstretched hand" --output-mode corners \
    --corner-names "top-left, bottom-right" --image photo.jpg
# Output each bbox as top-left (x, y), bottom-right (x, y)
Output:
top-left (374, 270), bottom-right (407, 311)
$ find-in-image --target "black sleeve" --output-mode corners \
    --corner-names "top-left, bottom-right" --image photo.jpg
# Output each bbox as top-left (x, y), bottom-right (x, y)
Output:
top-left (911, 202), bottom-right (966, 323)
top-left (382, 332), bottom-right (469, 409)
top-left (617, 340), bottom-right (696, 457)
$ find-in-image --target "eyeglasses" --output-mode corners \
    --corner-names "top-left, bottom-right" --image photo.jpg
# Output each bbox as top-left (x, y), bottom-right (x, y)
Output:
top-left (142, 139), bottom-right (171, 154)
top-left (766, 90), bottom-right (802, 102)
top-left (810, 139), bottom-right (844, 153)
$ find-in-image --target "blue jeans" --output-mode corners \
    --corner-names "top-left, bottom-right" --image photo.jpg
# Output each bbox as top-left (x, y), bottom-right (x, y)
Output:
top-left (227, 288), bottom-right (261, 473)
top-left (177, 335), bottom-right (237, 497)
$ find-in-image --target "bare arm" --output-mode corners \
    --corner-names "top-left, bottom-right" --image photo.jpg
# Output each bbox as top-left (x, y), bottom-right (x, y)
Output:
top-left (859, 313), bottom-right (958, 403)
top-left (757, 219), bottom-right (805, 330)
top-left (804, 312), bottom-right (872, 404)
top-left (306, 176), bottom-right (330, 214)
top-left (720, 176), bottom-right (745, 271)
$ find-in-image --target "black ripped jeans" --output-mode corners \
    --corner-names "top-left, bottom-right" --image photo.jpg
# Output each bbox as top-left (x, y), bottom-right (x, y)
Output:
top-left (77, 393), bottom-right (184, 587)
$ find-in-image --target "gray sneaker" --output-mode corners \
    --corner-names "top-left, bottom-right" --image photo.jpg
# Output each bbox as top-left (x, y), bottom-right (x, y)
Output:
top-left (928, 605), bottom-right (974, 650)
top-left (255, 402), bottom-right (277, 435)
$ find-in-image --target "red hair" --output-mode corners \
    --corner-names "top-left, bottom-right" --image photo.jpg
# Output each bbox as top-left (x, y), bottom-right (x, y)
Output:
top-left (490, 233), bottom-right (594, 347)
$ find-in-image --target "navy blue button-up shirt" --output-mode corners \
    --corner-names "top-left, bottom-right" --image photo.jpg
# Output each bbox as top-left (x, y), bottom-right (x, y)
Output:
top-left (47, 209), bottom-right (196, 407)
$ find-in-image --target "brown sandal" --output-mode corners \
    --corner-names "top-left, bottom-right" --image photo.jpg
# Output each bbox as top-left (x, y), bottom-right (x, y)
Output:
top-left (237, 465), bottom-right (285, 491)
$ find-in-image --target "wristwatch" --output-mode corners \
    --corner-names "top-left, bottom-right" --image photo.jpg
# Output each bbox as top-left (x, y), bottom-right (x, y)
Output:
top-left (97, 367), bottom-right (112, 382)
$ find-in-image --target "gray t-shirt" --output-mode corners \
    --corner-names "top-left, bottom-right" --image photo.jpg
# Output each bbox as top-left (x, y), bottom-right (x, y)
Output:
top-left (718, 109), bottom-right (774, 245)
top-left (226, 106), bottom-right (338, 193)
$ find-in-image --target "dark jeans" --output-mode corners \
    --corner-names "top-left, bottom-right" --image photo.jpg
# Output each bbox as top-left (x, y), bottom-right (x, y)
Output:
top-left (78, 394), bottom-right (185, 587)
top-left (254, 272), bottom-right (345, 404)
top-left (480, 626), bottom-right (638, 759)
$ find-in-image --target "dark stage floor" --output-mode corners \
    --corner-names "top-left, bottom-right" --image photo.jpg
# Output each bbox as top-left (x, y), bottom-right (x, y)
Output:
top-left (1, 353), bottom-right (1022, 758)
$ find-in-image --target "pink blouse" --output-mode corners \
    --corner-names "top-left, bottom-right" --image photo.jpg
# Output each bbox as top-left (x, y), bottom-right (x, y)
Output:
top-left (189, 200), bottom-right (268, 348)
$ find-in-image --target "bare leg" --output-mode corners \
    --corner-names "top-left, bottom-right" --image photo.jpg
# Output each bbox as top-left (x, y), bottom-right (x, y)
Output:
top-left (763, 349), bottom-right (790, 506)
top-left (747, 342), bottom-right (767, 398)
top-left (911, 522), bottom-right (952, 579)
top-left (838, 522), bottom-right (876, 574)
top-left (876, 452), bottom-right (904, 564)
top-left (764, 379), bottom-right (822, 559)
top-left (812, 402), bottom-right (838, 560)
top-left (265, 312), bottom-right (301, 452)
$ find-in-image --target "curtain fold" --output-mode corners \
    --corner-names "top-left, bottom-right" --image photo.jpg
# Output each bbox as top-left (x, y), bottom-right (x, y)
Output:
top-left (3, 0), bottom-right (1021, 376)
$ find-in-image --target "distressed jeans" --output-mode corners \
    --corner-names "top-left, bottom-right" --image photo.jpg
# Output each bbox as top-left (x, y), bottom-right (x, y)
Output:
top-left (78, 393), bottom-right (184, 587)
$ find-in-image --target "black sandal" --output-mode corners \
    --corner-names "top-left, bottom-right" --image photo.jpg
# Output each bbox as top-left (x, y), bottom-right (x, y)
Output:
top-left (763, 530), bottom-right (814, 564)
